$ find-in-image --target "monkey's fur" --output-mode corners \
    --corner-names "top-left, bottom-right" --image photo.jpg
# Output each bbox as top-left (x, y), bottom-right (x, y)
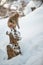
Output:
top-left (6, 31), bottom-right (22, 59)
top-left (6, 31), bottom-right (19, 46)
top-left (8, 12), bottom-right (20, 29)
top-left (7, 45), bottom-right (20, 59)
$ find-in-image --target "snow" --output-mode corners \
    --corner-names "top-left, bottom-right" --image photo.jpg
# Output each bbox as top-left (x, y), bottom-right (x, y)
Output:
top-left (23, 1), bottom-right (36, 15)
top-left (32, 0), bottom-right (42, 8)
top-left (0, 0), bottom-right (6, 5)
top-left (0, 18), bottom-right (10, 52)
top-left (23, 1), bottom-right (35, 15)
top-left (23, 3), bottom-right (32, 15)
top-left (23, 0), bottom-right (43, 15)
top-left (0, 3), bottom-right (43, 65)
top-left (0, 49), bottom-right (7, 64)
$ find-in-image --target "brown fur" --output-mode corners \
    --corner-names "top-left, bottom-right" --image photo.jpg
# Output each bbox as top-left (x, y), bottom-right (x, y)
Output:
top-left (8, 12), bottom-right (20, 29)
top-left (7, 45), bottom-right (15, 59)
top-left (6, 31), bottom-right (19, 46)
top-left (7, 45), bottom-right (21, 59)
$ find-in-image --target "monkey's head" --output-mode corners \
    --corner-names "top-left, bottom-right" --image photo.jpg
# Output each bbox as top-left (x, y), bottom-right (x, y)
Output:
top-left (8, 12), bottom-right (20, 29)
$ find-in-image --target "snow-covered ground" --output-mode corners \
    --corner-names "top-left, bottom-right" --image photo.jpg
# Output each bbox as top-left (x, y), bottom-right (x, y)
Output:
top-left (0, 49), bottom-right (7, 62)
top-left (23, 0), bottom-right (43, 15)
top-left (0, 4), bottom-right (43, 65)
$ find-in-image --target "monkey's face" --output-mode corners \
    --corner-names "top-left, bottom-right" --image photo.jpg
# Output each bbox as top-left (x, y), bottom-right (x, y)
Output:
top-left (8, 21), bottom-right (16, 29)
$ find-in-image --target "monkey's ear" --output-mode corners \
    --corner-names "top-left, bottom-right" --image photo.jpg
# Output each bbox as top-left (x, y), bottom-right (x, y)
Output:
top-left (6, 31), bottom-right (8, 35)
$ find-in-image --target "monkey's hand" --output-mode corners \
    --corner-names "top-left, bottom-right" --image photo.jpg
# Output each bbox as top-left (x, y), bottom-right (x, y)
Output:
top-left (6, 31), bottom-right (8, 35)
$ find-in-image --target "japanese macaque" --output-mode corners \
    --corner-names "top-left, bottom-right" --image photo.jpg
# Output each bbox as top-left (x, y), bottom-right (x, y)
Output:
top-left (7, 45), bottom-right (15, 59)
top-left (6, 31), bottom-right (20, 46)
top-left (8, 12), bottom-right (20, 30)
top-left (7, 45), bottom-right (21, 59)
top-left (6, 12), bottom-right (22, 59)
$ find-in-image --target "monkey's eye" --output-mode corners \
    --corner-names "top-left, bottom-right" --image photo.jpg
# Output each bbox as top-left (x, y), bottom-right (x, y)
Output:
top-left (15, 44), bottom-right (17, 46)
top-left (10, 19), bottom-right (13, 23)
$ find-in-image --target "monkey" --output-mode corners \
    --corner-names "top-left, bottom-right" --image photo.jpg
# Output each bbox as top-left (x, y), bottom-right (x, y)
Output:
top-left (6, 31), bottom-right (22, 58)
top-left (6, 31), bottom-right (20, 46)
top-left (7, 45), bottom-right (16, 59)
top-left (7, 45), bottom-right (20, 59)
top-left (8, 12), bottom-right (20, 30)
